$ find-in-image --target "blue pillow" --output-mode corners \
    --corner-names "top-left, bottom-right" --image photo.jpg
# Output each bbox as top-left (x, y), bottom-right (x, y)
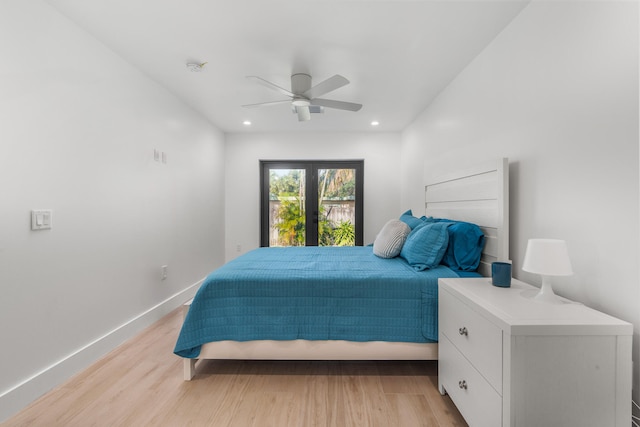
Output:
top-left (399, 210), bottom-right (425, 230)
top-left (430, 220), bottom-right (485, 271)
top-left (400, 222), bottom-right (450, 271)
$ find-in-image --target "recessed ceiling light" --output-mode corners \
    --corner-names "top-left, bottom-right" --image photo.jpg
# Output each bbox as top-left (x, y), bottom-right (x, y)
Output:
top-left (242, 120), bottom-right (252, 126)
top-left (371, 121), bottom-right (380, 126)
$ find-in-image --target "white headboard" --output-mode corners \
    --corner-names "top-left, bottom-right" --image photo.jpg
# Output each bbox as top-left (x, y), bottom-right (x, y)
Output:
top-left (424, 158), bottom-right (509, 277)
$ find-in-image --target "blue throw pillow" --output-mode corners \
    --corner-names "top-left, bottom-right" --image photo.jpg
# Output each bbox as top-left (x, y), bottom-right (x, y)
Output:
top-left (399, 209), bottom-right (425, 230)
top-left (400, 222), bottom-right (450, 271)
top-left (441, 222), bottom-right (485, 271)
top-left (428, 220), bottom-right (484, 271)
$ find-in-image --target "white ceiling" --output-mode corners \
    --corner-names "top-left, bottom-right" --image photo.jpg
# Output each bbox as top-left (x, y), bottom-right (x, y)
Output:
top-left (45, 0), bottom-right (529, 133)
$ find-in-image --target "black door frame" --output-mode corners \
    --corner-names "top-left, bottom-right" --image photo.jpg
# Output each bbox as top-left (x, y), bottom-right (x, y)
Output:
top-left (260, 160), bottom-right (364, 247)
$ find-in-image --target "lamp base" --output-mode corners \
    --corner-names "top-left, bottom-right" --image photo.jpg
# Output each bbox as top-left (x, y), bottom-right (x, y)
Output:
top-left (523, 276), bottom-right (565, 305)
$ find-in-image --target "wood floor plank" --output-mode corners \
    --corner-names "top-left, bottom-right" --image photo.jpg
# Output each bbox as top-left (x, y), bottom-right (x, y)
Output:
top-left (419, 374), bottom-right (469, 427)
top-left (4, 307), bottom-right (468, 427)
top-left (386, 393), bottom-right (439, 427)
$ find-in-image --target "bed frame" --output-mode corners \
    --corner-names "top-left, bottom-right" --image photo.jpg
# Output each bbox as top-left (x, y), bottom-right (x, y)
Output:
top-left (182, 157), bottom-right (509, 380)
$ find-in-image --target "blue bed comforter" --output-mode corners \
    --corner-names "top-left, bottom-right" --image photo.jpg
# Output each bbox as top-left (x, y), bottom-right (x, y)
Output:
top-left (174, 246), bottom-right (465, 358)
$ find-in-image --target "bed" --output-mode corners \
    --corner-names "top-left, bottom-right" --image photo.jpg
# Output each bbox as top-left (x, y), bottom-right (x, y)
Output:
top-left (175, 158), bottom-right (509, 380)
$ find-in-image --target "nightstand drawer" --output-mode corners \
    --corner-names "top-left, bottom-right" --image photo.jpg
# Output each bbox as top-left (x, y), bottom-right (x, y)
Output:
top-left (440, 287), bottom-right (503, 393)
top-left (439, 336), bottom-right (502, 427)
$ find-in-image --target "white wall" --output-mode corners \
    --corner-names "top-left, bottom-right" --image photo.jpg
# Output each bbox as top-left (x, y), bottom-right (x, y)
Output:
top-left (224, 132), bottom-right (402, 261)
top-left (0, 1), bottom-right (226, 421)
top-left (401, 1), bottom-right (639, 399)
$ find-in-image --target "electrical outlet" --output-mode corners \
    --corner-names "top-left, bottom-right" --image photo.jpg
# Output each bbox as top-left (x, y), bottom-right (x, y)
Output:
top-left (236, 244), bottom-right (242, 252)
top-left (161, 265), bottom-right (168, 280)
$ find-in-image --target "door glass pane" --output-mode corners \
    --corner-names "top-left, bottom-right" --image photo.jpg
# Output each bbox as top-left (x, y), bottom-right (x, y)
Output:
top-left (317, 168), bottom-right (356, 246)
top-left (269, 168), bottom-right (306, 247)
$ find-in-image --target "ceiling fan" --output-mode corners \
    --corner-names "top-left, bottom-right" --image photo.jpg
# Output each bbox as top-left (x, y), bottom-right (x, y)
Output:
top-left (242, 73), bottom-right (362, 122)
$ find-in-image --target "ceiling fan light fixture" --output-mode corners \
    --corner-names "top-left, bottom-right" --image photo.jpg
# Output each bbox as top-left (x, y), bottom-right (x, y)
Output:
top-left (291, 105), bottom-right (324, 114)
top-left (291, 98), bottom-right (311, 107)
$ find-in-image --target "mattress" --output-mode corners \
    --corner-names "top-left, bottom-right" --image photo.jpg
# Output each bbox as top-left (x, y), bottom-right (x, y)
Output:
top-left (174, 246), bottom-right (470, 358)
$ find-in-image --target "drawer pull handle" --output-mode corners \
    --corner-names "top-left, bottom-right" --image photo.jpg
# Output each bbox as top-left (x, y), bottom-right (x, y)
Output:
top-left (458, 380), bottom-right (468, 390)
top-left (458, 327), bottom-right (468, 336)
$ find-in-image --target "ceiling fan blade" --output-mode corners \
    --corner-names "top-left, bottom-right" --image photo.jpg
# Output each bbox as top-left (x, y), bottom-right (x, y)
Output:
top-left (311, 98), bottom-right (362, 112)
top-left (242, 100), bottom-right (291, 108)
top-left (296, 106), bottom-right (311, 122)
top-left (303, 75), bottom-right (349, 99)
top-left (247, 76), bottom-right (295, 98)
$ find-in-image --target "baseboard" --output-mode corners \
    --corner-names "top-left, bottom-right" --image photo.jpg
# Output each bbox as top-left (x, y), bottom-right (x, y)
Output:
top-left (0, 279), bottom-right (203, 423)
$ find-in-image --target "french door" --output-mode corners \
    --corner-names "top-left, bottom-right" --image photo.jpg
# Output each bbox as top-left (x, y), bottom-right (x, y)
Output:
top-left (260, 160), bottom-right (364, 247)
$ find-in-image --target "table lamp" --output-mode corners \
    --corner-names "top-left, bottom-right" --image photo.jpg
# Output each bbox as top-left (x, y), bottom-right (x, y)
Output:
top-left (522, 239), bottom-right (573, 304)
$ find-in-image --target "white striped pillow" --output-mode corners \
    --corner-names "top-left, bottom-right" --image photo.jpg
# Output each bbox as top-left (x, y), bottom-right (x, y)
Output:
top-left (373, 220), bottom-right (411, 258)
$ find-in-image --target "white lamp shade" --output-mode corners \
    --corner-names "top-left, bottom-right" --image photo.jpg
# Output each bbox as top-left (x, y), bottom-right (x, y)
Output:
top-left (522, 239), bottom-right (573, 276)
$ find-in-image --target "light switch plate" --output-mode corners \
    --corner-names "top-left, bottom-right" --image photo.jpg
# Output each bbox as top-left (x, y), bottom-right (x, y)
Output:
top-left (31, 209), bottom-right (52, 230)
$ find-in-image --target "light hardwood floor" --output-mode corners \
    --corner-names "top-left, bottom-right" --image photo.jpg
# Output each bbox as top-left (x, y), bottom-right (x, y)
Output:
top-left (4, 308), bottom-right (468, 427)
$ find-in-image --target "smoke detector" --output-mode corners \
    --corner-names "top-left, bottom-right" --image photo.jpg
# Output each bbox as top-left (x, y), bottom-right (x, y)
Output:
top-left (186, 62), bottom-right (207, 72)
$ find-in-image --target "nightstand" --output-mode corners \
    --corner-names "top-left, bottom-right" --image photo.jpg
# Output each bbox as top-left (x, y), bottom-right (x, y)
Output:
top-left (438, 277), bottom-right (632, 427)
